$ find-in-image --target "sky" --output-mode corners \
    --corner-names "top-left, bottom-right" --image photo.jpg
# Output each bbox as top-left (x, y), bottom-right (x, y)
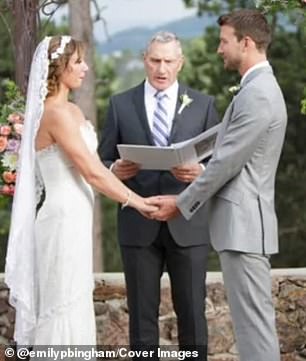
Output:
top-left (49, 0), bottom-right (197, 42)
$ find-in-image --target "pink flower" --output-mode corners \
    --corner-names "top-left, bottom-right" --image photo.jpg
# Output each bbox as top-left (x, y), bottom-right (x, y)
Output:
top-left (8, 112), bottom-right (24, 124)
top-left (9, 184), bottom-right (15, 195)
top-left (0, 184), bottom-right (11, 195)
top-left (0, 136), bottom-right (8, 152)
top-left (2, 171), bottom-right (16, 184)
top-left (0, 125), bottom-right (12, 136)
top-left (13, 123), bottom-right (23, 135)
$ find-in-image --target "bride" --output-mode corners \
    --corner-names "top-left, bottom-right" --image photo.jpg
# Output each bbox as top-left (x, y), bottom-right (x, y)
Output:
top-left (5, 35), bottom-right (157, 345)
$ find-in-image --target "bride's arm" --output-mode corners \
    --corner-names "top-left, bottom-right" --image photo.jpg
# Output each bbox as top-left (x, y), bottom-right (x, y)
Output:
top-left (44, 108), bottom-right (156, 213)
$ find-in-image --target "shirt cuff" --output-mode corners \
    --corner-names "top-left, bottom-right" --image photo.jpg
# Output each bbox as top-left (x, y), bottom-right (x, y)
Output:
top-left (109, 163), bottom-right (115, 172)
top-left (199, 163), bottom-right (206, 172)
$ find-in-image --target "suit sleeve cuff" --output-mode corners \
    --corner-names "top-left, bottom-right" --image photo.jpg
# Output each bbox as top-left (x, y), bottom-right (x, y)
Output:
top-left (177, 189), bottom-right (203, 221)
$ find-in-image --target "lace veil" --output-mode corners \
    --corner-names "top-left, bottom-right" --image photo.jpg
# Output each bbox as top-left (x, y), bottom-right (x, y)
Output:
top-left (5, 36), bottom-right (51, 344)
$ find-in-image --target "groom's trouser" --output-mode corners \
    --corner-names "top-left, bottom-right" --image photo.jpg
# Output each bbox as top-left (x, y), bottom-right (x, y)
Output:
top-left (219, 251), bottom-right (280, 361)
top-left (121, 223), bottom-right (209, 360)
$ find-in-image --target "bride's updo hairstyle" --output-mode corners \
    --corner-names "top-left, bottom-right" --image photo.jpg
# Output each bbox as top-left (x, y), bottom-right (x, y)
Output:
top-left (47, 35), bottom-right (84, 96)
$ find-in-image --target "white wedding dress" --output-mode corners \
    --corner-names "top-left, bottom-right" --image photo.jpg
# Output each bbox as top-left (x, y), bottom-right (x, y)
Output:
top-left (33, 121), bottom-right (97, 345)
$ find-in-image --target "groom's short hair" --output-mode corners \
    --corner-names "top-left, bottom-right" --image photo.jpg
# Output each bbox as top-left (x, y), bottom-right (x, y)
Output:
top-left (218, 9), bottom-right (271, 51)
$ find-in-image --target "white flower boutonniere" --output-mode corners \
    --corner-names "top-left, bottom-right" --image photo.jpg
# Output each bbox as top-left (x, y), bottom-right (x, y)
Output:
top-left (228, 84), bottom-right (242, 96)
top-left (178, 92), bottom-right (193, 114)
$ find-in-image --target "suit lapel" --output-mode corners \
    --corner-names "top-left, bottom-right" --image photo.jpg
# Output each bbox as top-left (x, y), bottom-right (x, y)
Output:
top-left (168, 84), bottom-right (187, 144)
top-left (132, 82), bottom-right (155, 145)
top-left (215, 66), bottom-right (273, 149)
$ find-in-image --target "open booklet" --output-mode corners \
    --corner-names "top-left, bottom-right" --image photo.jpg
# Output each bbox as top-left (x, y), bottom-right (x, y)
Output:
top-left (117, 123), bottom-right (221, 170)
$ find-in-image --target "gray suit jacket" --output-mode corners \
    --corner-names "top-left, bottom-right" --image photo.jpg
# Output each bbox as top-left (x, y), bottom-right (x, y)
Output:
top-left (177, 66), bottom-right (287, 254)
top-left (99, 81), bottom-right (219, 247)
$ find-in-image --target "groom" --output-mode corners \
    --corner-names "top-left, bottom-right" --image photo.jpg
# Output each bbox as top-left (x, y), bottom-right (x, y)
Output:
top-left (148, 9), bottom-right (287, 361)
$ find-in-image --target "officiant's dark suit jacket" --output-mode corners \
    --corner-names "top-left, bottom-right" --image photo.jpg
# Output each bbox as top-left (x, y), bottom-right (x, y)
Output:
top-left (99, 81), bottom-right (219, 247)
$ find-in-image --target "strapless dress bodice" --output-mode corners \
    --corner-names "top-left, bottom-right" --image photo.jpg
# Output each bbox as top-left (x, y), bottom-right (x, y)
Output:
top-left (35, 121), bottom-right (97, 205)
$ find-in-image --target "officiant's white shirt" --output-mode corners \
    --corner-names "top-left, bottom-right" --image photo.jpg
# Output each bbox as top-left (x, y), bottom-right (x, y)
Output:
top-left (144, 79), bottom-right (179, 132)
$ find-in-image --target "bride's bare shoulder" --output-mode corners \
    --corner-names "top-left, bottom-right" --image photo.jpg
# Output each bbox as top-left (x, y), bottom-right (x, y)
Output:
top-left (42, 101), bottom-right (84, 128)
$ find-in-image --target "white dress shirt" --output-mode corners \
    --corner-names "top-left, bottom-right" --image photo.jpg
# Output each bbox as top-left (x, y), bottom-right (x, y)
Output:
top-left (144, 80), bottom-right (179, 132)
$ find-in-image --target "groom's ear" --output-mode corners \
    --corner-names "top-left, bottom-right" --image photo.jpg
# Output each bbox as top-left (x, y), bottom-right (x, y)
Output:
top-left (242, 35), bottom-right (257, 51)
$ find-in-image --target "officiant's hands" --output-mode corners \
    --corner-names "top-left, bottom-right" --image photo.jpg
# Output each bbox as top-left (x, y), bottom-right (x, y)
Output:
top-left (171, 163), bottom-right (204, 183)
top-left (112, 159), bottom-right (140, 180)
top-left (144, 195), bottom-right (180, 221)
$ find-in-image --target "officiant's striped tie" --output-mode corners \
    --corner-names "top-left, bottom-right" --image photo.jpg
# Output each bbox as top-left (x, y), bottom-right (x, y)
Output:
top-left (152, 92), bottom-right (169, 147)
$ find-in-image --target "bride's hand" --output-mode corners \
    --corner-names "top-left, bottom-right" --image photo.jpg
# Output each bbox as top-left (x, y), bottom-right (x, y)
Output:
top-left (128, 194), bottom-right (159, 218)
top-left (137, 200), bottom-right (159, 219)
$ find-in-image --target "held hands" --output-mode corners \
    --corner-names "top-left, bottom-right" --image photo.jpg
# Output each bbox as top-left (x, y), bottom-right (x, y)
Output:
top-left (112, 159), bottom-right (140, 180)
top-left (119, 162), bottom-right (204, 219)
top-left (171, 163), bottom-right (204, 183)
top-left (145, 195), bottom-right (179, 221)
top-left (128, 194), bottom-right (179, 221)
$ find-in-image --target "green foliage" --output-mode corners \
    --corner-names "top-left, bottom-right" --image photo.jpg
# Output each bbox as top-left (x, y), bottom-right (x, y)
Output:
top-left (100, 197), bottom-right (123, 271)
top-left (269, 27), bottom-right (306, 267)
top-left (95, 55), bottom-right (118, 130)
top-left (183, 0), bottom-right (256, 15)
top-left (94, 54), bottom-right (122, 270)
top-left (256, 0), bottom-right (306, 12)
top-left (0, 80), bottom-right (24, 120)
top-left (0, 197), bottom-right (10, 271)
top-left (301, 86), bottom-right (306, 114)
top-left (114, 50), bottom-right (145, 92)
top-left (180, 27), bottom-right (240, 115)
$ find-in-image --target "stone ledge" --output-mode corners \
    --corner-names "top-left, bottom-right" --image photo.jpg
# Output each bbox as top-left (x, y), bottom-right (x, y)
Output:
top-left (0, 269), bottom-right (305, 360)
top-left (95, 268), bottom-right (306, 286)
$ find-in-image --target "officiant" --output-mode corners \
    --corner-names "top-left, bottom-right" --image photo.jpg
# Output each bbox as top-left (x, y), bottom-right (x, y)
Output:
top-left (98, 31), bottom-right (219, 360)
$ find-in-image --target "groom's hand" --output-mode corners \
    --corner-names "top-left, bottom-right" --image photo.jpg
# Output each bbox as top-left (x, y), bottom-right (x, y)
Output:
top-left (112, 159), bottom-right (140, 180)
top-left (146, 195), bottom-right (179, 221)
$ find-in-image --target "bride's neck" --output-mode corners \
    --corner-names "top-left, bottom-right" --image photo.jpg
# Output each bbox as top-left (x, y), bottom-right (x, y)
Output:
top-left (47, 87), bottom-right (69, 104)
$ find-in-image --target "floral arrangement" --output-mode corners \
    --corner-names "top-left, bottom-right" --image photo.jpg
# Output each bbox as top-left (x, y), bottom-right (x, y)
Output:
top-left (0, 81), bottom-right (24, 196)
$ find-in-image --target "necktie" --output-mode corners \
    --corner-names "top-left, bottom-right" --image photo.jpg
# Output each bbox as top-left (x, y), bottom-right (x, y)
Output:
top-left (152, 92), bottom-right (169, 147)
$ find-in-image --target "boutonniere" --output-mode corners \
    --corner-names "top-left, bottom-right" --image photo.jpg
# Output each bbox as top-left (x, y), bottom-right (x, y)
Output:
top-left (228, 84), bottom-right (242, 96)
top-left (178, 92), bottom-right (193, 114)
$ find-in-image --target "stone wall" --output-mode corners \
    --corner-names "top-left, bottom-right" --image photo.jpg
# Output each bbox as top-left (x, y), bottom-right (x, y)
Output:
top-left (0, 269), bottom-right (305, 360)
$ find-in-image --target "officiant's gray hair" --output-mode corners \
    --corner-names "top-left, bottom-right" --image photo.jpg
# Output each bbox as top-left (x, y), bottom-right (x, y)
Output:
top-left (145, 31), bottom-right (183, 55)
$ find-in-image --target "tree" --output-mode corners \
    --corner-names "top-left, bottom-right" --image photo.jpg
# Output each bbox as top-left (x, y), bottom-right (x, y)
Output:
top-left (0, 1), bottom-right (14, 81)
top-left (4, 0), bottom-right (38, 94)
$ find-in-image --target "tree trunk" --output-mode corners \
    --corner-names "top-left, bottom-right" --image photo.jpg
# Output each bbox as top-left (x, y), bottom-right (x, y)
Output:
top-left (68, 0), bottom-right (103, 272)
top-left (11, 0), bottom-right (38, 94)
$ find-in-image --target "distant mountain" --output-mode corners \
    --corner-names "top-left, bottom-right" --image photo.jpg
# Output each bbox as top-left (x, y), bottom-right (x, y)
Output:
top-left (97, 15), bottom-right (216, 55)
